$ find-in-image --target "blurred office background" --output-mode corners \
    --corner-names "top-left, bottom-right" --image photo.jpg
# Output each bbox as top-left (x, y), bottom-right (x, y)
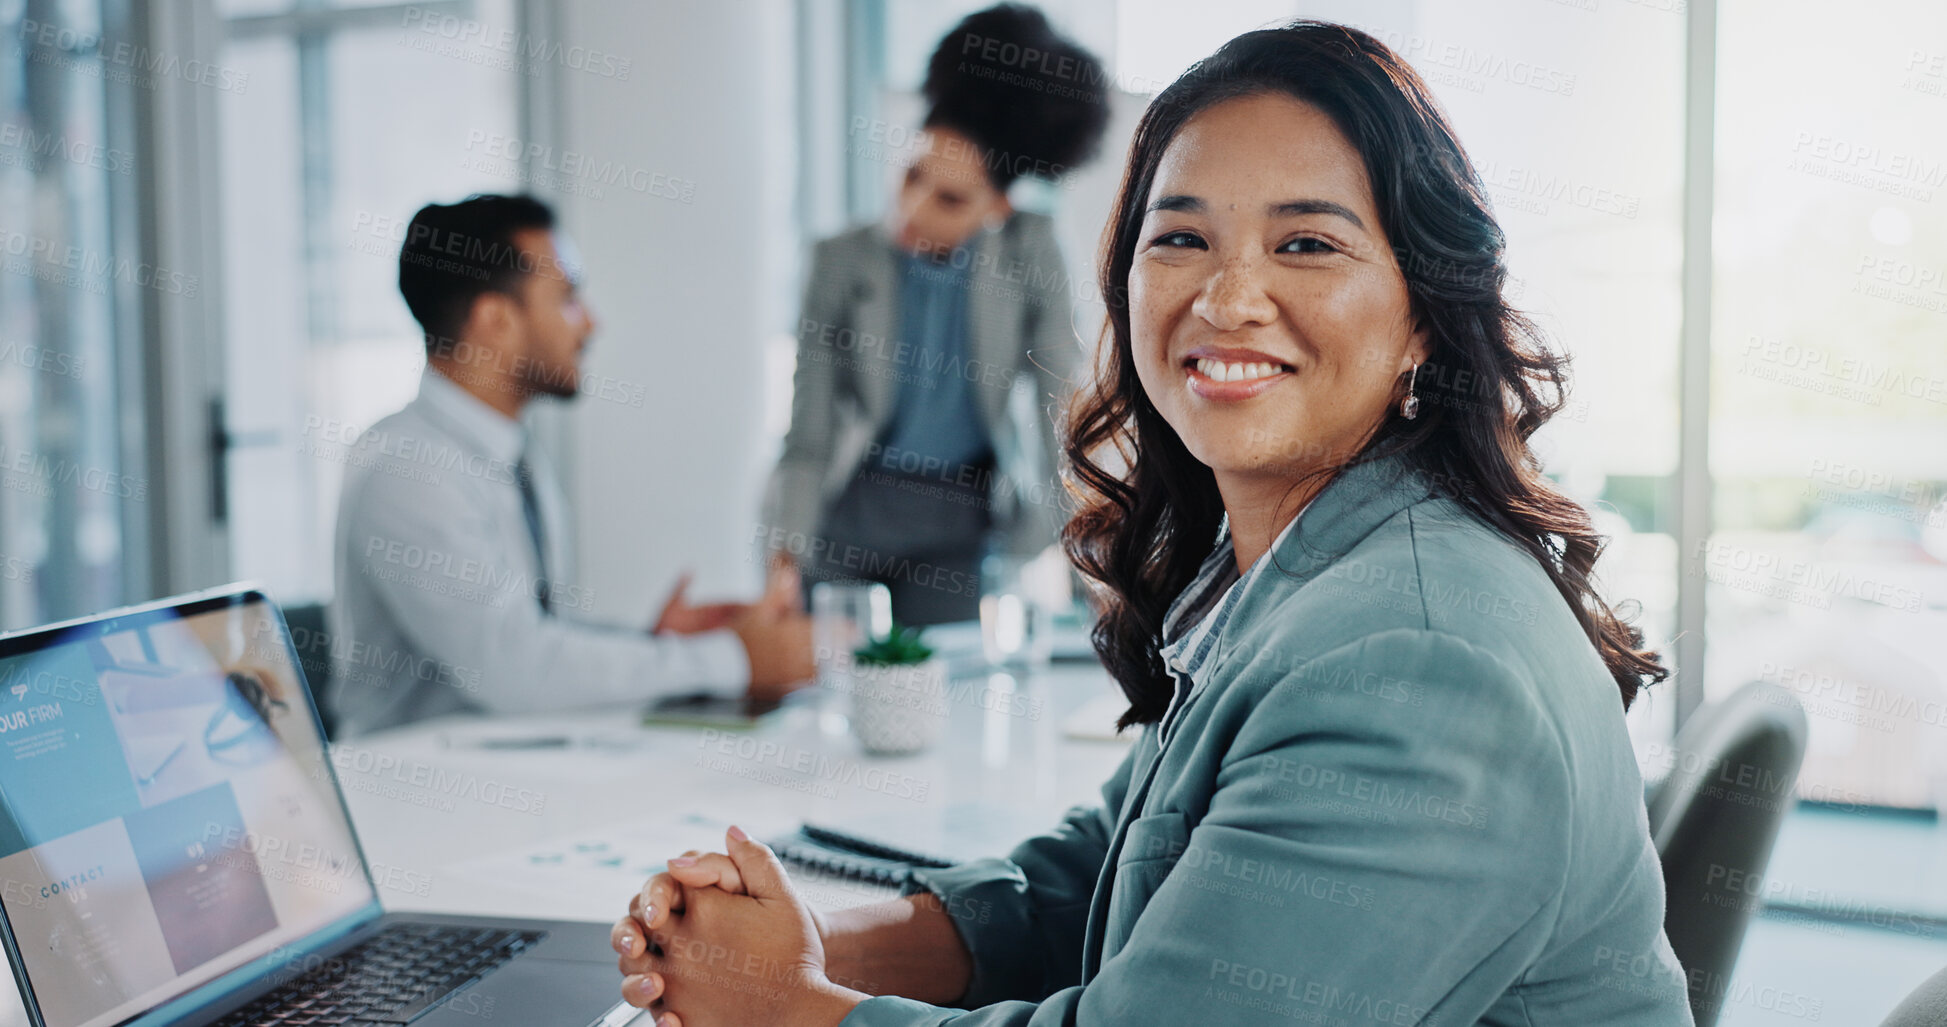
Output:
top-left (2, 0), bottom-right (1944, 1020)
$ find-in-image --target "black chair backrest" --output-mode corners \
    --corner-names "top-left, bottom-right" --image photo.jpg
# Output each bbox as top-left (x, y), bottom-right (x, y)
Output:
top-left (1647, 680), bottom-right (1809, 1027)
top-left (280, 602), bottom-right (336, 738)
top-left (1882, 964), bottom-right (1947, 1026)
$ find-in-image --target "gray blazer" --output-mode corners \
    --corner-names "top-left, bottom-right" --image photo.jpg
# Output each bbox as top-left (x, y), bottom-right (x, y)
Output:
top-left (762, 213), bottom-right (1081, 558)
top-left (842, 455), bottom-right (1694, 1026)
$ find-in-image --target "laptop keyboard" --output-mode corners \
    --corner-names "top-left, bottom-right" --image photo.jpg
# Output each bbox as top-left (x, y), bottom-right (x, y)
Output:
top-left (212, 923), bottom-right (547, 1026)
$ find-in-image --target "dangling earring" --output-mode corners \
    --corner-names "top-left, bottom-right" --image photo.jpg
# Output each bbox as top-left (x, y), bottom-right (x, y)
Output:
top-left (1400, 362), bottom-right (1421, 420)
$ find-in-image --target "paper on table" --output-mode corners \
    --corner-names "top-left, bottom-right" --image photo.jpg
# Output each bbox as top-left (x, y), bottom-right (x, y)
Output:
top-left (438, 812), bottom-right (900, 920)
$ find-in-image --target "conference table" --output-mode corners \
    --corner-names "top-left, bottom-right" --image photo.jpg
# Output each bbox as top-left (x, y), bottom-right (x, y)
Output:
top-left (331, 626), bottom-right (1133, 924)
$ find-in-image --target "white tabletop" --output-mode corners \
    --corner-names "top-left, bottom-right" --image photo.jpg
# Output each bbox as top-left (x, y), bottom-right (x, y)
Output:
top-left (0, 638), bottom-right (1133, 1026)
top-left (334, 655), bottom-right (1133, 922)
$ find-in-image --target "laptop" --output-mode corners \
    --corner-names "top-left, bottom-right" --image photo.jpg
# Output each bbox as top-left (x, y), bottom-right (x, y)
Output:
top-left (0, 585), bottom-right (640, 1027)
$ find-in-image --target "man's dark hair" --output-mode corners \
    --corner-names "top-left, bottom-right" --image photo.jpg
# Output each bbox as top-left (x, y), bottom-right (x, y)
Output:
top-left (397, 193), bottom-right (555, 353)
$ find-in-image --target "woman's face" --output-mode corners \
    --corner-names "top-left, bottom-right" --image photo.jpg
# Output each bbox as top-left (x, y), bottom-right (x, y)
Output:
top-left (1130, 92), bottom-right (1427, 485)
top-left (891, 126), bottom-right (1012, 255)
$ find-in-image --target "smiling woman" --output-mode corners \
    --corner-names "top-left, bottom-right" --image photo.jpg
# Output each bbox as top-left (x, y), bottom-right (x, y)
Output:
top-left (1068, 25), bottom-right (1668, 728)
top-left (611, 20), bottom-right (1695, 1027)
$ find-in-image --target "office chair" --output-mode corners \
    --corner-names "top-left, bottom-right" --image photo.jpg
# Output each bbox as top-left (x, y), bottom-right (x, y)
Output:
top-left (281, 602), bottom-right (337, 738)
top-left (1882, 964), bottom-right (1947, 1025)
top-left (1646, 680), bottom-right (1809, 1027)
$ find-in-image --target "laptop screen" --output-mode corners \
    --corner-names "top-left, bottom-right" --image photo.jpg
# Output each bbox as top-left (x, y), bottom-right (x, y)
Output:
top-left (0, 593), bottom-right (376, 1027)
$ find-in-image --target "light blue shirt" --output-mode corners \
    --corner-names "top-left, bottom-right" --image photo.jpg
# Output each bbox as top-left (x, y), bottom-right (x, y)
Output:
top-left (875, 252), bottom-right (992, 475)
top-left (325, 370), bottom-right (746, 736)
top-left (1156, 511), bottom-right (1306, 740)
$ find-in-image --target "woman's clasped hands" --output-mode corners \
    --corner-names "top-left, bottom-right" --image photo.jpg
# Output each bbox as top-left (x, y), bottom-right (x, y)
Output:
top-left (611, 826), bottom-right (866, 1027)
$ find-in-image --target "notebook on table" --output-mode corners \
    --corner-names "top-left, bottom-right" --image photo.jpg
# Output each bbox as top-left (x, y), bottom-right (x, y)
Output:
top-left (767, 824), bottom-right (956, 888)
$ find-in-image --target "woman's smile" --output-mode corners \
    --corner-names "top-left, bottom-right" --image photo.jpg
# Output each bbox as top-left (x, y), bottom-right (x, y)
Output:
top-left (1182, 345), bottom-right (1297, 400)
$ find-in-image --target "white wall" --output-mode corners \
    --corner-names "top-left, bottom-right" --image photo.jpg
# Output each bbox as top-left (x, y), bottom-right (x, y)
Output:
top-left (555, 0), bottom-right (797, 619)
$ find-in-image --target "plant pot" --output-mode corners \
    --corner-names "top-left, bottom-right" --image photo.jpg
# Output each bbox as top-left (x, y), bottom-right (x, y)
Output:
top-left (847, 657), bottom-right (949, 755)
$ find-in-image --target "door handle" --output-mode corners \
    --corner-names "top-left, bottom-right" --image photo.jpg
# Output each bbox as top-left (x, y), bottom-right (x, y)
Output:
top-left (207, 396), bottom-right (280, 525)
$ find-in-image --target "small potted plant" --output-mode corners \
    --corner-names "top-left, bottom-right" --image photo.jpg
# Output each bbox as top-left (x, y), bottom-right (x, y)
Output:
top-left (848, 625), bottom-right (949, 755)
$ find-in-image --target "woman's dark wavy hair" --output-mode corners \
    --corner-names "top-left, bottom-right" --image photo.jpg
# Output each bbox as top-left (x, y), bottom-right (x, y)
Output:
top-left (1063, 22), bottom-right (1666, 728)
top-left (922, 4), bottom-right (1112, 189)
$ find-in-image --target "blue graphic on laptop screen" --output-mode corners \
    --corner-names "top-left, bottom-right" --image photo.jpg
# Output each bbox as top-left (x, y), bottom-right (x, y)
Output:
top-left (0, 600), bottom-right (373, 1027)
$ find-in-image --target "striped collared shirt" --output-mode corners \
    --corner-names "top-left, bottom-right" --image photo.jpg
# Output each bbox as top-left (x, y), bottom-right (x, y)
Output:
top-left (1156, 509), bottom-right (1307, 736)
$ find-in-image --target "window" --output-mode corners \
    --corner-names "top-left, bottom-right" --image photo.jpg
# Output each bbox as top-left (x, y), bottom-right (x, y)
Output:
top-left (1707, 0), bottom-right (1947, 811)
top-left (214, 0), bottom-right (528, 603)
top-left (0, 0), bottom-right (151, 629)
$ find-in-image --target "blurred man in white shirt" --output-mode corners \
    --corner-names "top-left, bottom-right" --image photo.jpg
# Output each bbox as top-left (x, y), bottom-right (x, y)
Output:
top-left (326, 193), bottom-right (811, 737)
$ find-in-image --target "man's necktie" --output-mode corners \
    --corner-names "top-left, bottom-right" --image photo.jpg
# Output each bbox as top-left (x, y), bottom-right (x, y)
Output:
top-left (516, 452), bottom-right (552, 614)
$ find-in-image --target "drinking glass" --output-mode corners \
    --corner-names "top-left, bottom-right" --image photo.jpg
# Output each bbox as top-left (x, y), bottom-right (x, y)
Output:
top-left (810, 581), bottom-right (893, 734)
top-left (980, 553), bottom-right (1060, 670)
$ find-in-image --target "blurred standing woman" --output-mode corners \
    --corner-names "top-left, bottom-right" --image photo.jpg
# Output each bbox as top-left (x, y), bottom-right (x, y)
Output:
top-left (763, 4), bottom-right (1110, 625)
